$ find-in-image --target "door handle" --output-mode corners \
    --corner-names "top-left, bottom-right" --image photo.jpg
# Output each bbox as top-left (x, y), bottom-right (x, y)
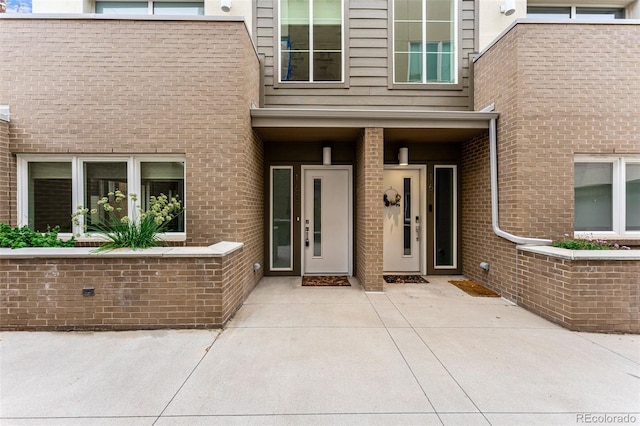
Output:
top-left (415, 225), bottom-right (420, 241)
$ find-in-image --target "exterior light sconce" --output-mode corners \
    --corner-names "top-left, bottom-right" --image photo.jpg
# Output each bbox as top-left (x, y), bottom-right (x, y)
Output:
top-left (398, 147), bottom-right (409, 166)
top-left (480, 262), bottom-right (490, 271)
top-left (500, 0), bottom-right (515, 16)
top-left (323, 146), bottom-right (332, 165)
top-left (221, 0), bottom-right (232, 12)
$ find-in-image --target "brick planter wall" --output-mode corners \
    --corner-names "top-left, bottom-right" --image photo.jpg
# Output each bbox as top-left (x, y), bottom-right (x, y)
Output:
top-left (0, 243), bottom-right (246, 331)
top-left (516, 247), bottom-right (640, 333)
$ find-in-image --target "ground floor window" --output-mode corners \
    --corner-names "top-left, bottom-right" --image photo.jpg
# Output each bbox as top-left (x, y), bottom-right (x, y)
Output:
top-left (574, 156), bottom-right (640, 238)
top-left (18, 155), bottom-right (186, 238)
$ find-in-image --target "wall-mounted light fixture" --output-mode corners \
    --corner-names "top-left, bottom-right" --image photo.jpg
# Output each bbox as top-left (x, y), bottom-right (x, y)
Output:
top-left (398, 147), bottom-right (408, 166)
top-left (221, 0), bottom-right (232, 12)
top-left (323, 146), bottom-right (332, 165)
top-left (500, 0), bottom-right (515, 16)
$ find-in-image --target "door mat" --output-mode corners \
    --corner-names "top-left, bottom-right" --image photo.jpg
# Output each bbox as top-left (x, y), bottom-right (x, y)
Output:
top-left (302, 276), bottom-right (351, 286)
top-left (448, 280), bottom-right (500, 297)
top-left (384, 275), bottom-right (428, 284)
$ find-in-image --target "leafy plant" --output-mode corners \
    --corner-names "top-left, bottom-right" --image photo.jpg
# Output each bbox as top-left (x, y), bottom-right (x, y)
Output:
top-left (552, 234), bottom-right (630, 250)
top-left (0, 223), bottom-right (75, 249)
top-left (72, 190), bottom-right (183, 251)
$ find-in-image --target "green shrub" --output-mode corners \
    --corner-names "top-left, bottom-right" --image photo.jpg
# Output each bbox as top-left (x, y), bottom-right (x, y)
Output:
top-left (552, 235), bottom-right (630, 250)
top-left (72, 191), bottom-right (183, 251)
top-left (0, 223), bottom-right (75, 249)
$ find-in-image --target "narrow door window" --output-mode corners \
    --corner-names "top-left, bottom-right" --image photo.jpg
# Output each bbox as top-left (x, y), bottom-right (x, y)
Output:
top-left (313, 178), bottom-right (322, 257)
top-left (403, 177), bottom-right (412, 256)
top-left (271, 167), bottom-right (293, 270)
top-left (434, 166), bottom-right (456, 268)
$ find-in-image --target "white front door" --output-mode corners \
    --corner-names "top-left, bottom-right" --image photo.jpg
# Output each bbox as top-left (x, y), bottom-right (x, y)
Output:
top-left (383, 168), bottom-right (422, 272)
top-left (303, 167), bottom-right (352, 275)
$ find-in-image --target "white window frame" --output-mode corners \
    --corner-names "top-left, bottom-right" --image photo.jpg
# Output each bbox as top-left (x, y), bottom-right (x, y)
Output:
top-left (433, 165), bottom-right (457, 269)
top-left (574, 155), bottom-right (640, 239)
top-left (95, 1), bottom-right (205, 15)
top-left (527, 5), bottom-right (625, 19)
top-left (270, 166), bottom-right (294, 271)
top-left (392, 0), bottom-right (458, 85)
top-left (277, 0), bottom-right (345, 83)
top-left (17, 154), bottom-right (187, 242)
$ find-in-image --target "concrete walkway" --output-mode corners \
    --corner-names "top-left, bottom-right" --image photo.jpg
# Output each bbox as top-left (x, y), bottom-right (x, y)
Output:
top-left (1, 276), bottom-right (638, 425)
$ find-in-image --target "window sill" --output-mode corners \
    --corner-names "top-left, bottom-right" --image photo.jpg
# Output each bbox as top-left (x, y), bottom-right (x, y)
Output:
top-left (274, 81), bottom-right (348, 90)
top-left (574, 232), bottom-right (640, 242)
top-left (388, 81), bottom-right (463, 91)
top-left (518, 245), bottom-right (640, 260)
top-left (0, 241), bottom-right (243, 259)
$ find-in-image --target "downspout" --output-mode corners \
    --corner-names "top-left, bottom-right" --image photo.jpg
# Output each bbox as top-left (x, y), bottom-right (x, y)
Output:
top-left (489, 116), bottom-right (552, 246)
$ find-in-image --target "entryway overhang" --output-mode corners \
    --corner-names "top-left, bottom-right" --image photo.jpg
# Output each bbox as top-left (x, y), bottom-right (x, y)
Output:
top-left (251, 107), bottom-right (500, 143)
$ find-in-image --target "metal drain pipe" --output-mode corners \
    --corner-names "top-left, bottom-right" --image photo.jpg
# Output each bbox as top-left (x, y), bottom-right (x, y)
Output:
top-left (489, 117), bottom-right (552, 246)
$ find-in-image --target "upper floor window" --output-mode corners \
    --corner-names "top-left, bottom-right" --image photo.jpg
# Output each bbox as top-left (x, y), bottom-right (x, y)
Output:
top-left (393, 0), bottom-right (457, 85)
top-left (96, 1), bottom-right (205, 15)
top-left (527, 6), bottom-right (625, 20)
top-left (574, 156), bottom-right (640, 238)
top-left (279, 0), bottom-right (344, 83)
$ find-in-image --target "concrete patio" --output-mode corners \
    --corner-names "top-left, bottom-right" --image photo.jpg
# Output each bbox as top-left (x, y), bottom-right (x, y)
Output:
top-left (1, 276), bottom-right (638, 425)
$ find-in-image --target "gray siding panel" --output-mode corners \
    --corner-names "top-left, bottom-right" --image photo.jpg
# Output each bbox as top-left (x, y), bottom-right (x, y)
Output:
top-left (258, 0), bottom-right (474, 110)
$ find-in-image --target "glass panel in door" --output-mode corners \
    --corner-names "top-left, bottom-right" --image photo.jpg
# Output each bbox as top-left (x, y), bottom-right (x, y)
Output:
top-left (313, 178), bottom-right (322, 257)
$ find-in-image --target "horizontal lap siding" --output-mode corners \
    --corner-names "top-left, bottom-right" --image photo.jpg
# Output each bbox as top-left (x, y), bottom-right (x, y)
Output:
top-left (257, 0), bottom-right (474, 110)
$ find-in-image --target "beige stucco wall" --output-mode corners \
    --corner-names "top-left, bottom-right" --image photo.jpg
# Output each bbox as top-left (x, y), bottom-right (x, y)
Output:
top-left (478, 0), bottom-right (527, 51)
top-left (31, 0), bottom-right (253, 36)
top-left (32, 0), bottom-right (92, 13)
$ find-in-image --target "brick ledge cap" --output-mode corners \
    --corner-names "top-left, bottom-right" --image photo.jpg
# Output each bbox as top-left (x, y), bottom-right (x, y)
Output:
top-left (0, 241), bottom-right (243, 259)
top-left (517, 245), bottom-right (640, 261)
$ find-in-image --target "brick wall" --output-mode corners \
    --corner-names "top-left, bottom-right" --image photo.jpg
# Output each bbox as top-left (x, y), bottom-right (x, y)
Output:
top-left (0, 119), bottom-right (10, 225)
top-left (517, 250), bottom-right (640, 333)
top-left (0, 17), bottom-right (264, 298)
top-left (473, 23), bottom-right (640, 240)
top-left (355, 128), bottom-right (384, 291)
top-left (0, 248), bottom-right (246, 330)
top-left (464, 22), bottom-right (640, 305)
